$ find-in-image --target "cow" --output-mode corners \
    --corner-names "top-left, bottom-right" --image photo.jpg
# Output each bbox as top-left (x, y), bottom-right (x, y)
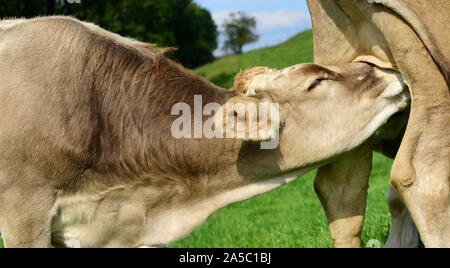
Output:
top-left (0, 16), bottom-right (409, 248)
top-left (306, 0), bottom-right (449, 248)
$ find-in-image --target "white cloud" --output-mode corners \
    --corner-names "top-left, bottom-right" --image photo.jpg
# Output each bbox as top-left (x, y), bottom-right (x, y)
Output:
top-left (212, 9), bottom-right (311, 33)
top-left (212, 10), bottom-right (234, 30)
top-left (253, 9), bottom-right (310, 32)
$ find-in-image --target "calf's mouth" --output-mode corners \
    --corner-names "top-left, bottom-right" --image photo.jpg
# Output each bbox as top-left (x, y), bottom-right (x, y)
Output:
top-left (354, 55), bottom-right (411, 139)
top-left (355, 56), bottom-right (410, 101)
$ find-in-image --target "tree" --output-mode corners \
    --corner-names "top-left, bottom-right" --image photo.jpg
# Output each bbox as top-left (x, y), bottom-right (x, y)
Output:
top-left (172, 0), bottom-right (218, 68)
top-left (46, 0), bottom-right (55, 15)
top-left (222, 11), bottom-right (258, 55)
top-left (0, 0), bottom-right (48, 18)
top-left (0, 0), bottom-right (218, 68)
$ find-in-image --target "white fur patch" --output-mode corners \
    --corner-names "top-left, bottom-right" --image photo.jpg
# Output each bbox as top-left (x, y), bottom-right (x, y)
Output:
top-left (244, 69), bottom-right (283, 96)
top-left (375, 68), bottom-right (407, 98)
top-left (66, 238), bottom-right (82, 249)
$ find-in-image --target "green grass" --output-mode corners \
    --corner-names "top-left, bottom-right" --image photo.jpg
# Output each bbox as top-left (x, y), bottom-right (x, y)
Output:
top-left (0, 30), bottom-right (395, 248)
top-left (169, 153), bottom-right (392, 248)
top-left (196, 30), bottom-right (314, 89)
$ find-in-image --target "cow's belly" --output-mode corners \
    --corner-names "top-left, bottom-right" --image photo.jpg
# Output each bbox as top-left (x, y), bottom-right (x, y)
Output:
top-left (50, 169), bottom-right (309, 248)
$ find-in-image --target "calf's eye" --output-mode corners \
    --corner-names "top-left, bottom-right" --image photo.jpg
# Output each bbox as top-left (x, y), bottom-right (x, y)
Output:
top-left (307, 78), bottom-right (326, 92)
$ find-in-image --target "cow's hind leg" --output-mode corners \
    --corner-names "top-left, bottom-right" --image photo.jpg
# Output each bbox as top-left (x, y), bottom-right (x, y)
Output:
top-left (385, 185), bottom-right (419, 248)
top-left (314, 142), bottom-right (372, 248)
top-left (391, 152), bottom-right (450, 248)
top-left (0, 182), bottom-right (55, 248)
top-left (390, 108), bottom-right (450, 248)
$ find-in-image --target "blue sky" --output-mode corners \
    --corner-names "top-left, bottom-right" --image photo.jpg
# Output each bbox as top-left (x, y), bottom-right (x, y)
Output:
top-left (195, 0), bottom-right (312, 55)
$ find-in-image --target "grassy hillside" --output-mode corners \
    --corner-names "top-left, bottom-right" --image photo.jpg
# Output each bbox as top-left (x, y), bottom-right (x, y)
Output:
top-left (196, 30), bottom-right (314, 89)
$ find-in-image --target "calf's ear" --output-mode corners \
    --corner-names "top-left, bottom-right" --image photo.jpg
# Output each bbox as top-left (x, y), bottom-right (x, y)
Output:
top-left (214, 97), bottom-right (280, 141)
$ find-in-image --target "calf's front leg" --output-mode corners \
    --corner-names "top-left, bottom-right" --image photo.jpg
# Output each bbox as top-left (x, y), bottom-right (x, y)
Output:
top-left (0, 184), bottom-right (54, 248)
top-left (314, 141), bottom-right (372, 248)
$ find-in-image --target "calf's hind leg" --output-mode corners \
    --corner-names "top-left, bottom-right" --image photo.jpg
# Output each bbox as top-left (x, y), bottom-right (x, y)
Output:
top-left (314, 142), bottom-right (372, 248)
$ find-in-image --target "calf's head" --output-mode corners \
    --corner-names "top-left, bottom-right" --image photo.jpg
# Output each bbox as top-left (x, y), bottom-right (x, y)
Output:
top-left (217, 62), bottom-right (409, 163)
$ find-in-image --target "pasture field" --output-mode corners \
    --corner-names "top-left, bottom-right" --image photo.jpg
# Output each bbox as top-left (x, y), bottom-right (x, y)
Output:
top-left (196, 30), bottom-right (314, 89)
top-left (0, 30), bottom-right (395, 248)
top-left (170, 153), bottom-right (393, 248)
